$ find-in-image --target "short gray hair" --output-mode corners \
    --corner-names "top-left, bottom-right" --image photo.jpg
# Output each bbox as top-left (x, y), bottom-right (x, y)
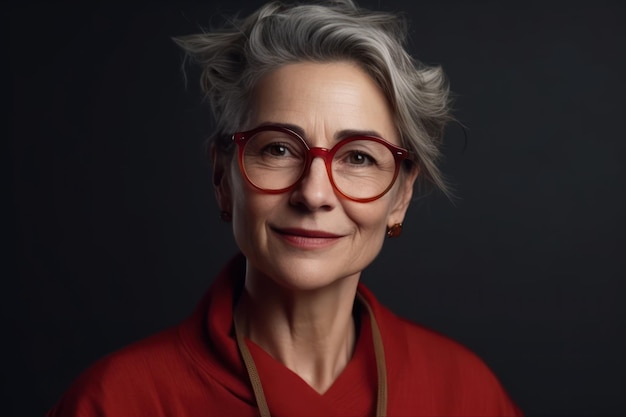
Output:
top-left (174, 0), bottom-right (453, 197)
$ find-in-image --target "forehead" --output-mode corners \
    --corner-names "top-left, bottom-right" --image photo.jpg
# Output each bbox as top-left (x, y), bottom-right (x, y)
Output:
top-left (248, 61), bottom-right (399, 145)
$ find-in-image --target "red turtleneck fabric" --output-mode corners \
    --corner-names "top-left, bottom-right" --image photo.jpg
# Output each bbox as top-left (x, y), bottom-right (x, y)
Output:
top-left (47, 254), bottom-right (522, 416)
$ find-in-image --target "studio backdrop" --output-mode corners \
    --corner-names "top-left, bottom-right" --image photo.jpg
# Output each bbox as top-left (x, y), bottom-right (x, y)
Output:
top-left (10, 2), bottom-right (625, 416)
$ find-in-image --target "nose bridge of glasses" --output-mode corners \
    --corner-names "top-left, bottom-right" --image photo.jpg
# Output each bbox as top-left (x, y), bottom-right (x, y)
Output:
top-left (304, 146), bottom-right (334, 179)
top-left (308, 146), bottom-right (332, 162)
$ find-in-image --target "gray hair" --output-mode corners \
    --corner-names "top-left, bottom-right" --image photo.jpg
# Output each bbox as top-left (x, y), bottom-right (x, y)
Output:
top-left (174, 0), bottom-right (453, 197)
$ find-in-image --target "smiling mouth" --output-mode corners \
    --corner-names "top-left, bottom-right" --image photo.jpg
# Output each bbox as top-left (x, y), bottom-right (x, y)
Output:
top-left (275, 227), bottom-right (341, 238)
top-left (271, 227), bottom-right (343, 249)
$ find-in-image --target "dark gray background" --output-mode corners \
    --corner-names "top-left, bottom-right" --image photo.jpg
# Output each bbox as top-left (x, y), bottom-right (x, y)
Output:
top-left (10, 1), bottom-right (626, 416)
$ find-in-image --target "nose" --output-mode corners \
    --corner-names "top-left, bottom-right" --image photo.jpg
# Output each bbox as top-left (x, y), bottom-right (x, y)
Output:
top-left (289, 156), bottom-right (338, 211)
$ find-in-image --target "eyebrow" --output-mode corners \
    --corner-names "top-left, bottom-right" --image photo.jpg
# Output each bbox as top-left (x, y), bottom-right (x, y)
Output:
top-left (255, 122), bottom-right (385, 141)
top-left (336, 129), bottom-right (384, 140)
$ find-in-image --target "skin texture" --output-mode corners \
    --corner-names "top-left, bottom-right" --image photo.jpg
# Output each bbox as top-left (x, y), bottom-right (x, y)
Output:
top-left (214, 61), bottom-right (418, 393)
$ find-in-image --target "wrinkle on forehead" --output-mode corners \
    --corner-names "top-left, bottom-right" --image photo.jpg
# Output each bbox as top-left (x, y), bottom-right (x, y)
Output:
top-left (247, 61), bottom-right (399, 147)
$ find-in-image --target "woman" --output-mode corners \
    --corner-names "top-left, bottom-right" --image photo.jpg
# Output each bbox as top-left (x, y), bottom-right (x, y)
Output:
top-left (47, 1), bottom-right (522, 416)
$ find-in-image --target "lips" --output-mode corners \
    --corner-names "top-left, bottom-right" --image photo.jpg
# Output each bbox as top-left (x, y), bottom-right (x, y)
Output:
top-left (271, 227), bottom-right (344, 249)
top-left (273, 227), bottom-right (342, 238)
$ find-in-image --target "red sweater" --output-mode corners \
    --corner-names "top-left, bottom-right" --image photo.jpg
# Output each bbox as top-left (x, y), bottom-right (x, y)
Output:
top-left (47, 254), bottom-right (522, 416)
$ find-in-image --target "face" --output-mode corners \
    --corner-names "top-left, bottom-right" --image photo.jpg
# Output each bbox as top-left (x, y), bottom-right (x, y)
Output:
top-left (215, 61), bottom-right (418, 292)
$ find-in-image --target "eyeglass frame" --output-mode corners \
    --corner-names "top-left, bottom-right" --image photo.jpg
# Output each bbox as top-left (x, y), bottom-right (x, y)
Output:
top-left (232, 125), bottom-right (412, 203)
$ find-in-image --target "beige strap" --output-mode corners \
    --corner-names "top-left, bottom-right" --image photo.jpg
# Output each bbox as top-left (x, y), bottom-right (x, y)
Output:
top-left (233, 308), bottom-right (272, 417)
top-left (234, 292), bottom-right (387, 417)
top-left (357, 292), bottom-right (388, 417)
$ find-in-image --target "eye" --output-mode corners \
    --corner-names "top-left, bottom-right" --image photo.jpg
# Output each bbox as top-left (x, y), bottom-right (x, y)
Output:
top-left (249, 131), bottom-right (304, 160)
top-left (264, 142), bottom-right (291, 157)
top-left (346, 151), bottom-right (376, 165)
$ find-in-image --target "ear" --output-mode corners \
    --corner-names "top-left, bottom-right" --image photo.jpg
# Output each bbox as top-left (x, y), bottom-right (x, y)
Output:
top-left (211, 145), bottom-right (232, 214)
top-left (387, 166), bottom-right (419, 227)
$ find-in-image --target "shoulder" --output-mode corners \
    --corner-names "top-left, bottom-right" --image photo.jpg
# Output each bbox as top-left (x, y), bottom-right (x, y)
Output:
top-left (46, 326), bottom-right (193, 417)
top-left (361, 287), bottom-right (505, 387)
top-left (376, 305), bottom-right (523, 416)
top-left (392, 315), bottom-right (497, 378)
top-left (361, 287), bottom-right (490, 374)
top-left (82, 325), bottom-right (188, 384)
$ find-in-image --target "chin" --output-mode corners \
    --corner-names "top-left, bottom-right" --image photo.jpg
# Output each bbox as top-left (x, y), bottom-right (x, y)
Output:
top-left (255, 256), bottom-right (362, 293)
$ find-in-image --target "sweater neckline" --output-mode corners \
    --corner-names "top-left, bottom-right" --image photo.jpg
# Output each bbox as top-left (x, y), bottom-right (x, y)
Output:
top-left (233, 291), bottom-right (388, 417)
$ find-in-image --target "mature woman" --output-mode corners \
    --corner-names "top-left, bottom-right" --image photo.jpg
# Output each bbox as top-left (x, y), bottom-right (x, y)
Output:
top-left (48, 1), bottom-right (522, 416)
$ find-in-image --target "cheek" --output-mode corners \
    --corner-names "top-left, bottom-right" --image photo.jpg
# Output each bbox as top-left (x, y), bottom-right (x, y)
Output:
top-left (228, 159), bottom-right (259, 213)
top-left (342, 201), bottom-right (390, 268)
top-left (344, 199), bottom-right (393, 234)
top-left (231, 192), bottom-right (267, 259)
top-left (228, 165), bottom-right (257, 248)
top-left (229, 170), bottom-right (281, 241)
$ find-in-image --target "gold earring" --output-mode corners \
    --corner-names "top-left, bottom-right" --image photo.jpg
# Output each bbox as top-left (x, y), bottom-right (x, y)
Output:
top-left (386, 223), bottom-right (403, 238)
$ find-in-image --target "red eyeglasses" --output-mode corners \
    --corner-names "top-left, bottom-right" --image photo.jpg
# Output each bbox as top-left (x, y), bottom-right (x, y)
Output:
top-left (232, 125), bottom-right (410, 203)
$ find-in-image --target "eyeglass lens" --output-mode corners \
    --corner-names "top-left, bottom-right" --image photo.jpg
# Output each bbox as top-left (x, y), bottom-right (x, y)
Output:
top-left (241, 130), bottom-right (398, 200)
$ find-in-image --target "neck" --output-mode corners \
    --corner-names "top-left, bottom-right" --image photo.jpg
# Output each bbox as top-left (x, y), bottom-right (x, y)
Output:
top-left (235, 265), bottom-right (360, 394)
